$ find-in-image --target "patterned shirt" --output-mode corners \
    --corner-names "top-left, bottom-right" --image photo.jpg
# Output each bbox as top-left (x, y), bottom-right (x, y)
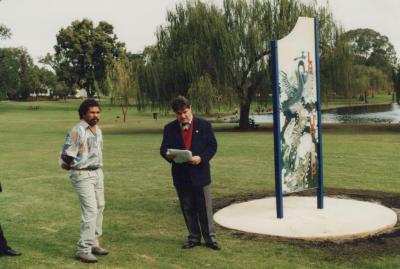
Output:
top-left (61, 120), bottom-right (103, 170)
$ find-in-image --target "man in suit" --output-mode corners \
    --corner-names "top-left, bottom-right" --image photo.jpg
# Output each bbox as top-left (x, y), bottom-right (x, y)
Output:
top-left (0, 182), bottom-right (22, 257)
top-left (160, 96), bottom-right (220, 250)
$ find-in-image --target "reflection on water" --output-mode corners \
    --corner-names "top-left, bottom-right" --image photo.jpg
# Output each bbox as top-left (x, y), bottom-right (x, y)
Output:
top-left (236, 103), bottom-right (400, 124)
top-left (322, 104), bottom-right (400, 124)
top-left (323, 103), bottom-right (400, 124)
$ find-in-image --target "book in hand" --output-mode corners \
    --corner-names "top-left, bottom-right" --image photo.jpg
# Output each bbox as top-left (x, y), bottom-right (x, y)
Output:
top-left (167, 148), bottom-right (192, 163)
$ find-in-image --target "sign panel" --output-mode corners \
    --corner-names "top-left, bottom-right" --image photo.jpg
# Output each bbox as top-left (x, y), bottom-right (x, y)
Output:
top-left (274, 17), bottom-right (321, 194)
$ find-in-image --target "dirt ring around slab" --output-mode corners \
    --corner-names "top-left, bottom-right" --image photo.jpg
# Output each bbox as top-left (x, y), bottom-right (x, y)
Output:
top-left (213, 188), bottom-right (400, 246)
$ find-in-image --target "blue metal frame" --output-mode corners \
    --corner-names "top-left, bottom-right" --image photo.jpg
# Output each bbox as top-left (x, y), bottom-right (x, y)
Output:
top-left (314, 17), bottom-right (324, 209)
top-left (271, 40), bottom-right (283, 218)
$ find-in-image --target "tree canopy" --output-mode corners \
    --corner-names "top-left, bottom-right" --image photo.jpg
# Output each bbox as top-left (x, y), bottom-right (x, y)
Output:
top-left (53, 19), bottom-right (126, 97)
top-left (344, 28), bottom-right (397, 77)
top-left (108, 55), bottom-right (139, 122)
top-left (137, 0), bottom-right (341, 128)
top-left (0, 48), bottom-right (58, 100)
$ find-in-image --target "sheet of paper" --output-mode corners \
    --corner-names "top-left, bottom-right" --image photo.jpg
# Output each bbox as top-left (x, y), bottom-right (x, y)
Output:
top-left (167, 148), bottom-right (192, 163)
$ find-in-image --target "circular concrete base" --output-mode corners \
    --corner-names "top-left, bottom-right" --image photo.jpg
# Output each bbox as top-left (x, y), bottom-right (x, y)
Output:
top-left (214, 196), bottom-right (398, 240)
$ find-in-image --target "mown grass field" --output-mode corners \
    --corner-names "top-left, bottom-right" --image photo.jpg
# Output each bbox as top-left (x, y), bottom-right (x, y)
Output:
top-left (322, 93), bottom-right (394, 109)
top-left (0, 100), bottom-right (399, 269)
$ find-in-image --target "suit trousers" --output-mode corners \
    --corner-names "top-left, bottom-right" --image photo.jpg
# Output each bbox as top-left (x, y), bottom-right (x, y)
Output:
top-left (175, 184), bottom-right (216, 244)
top-left (0, 224), bottom-right (9, 253)
top-left (70, 169), bottom-right (105, 254)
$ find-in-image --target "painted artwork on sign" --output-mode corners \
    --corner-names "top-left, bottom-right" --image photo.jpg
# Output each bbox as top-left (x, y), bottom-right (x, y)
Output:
top-left (277, 17), bottom-right (319, 193)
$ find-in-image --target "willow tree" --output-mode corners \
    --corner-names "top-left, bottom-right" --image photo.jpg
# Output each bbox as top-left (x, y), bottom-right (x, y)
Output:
top-left (137, 2), bottom-right (228, 113)
top-left (109, 57), bottom-right (138, 122)
top-left (187, 74), bottom-right (219, 115)
top-left (319, 27), bottom-right (354, 102)
top-left (138, 0), bottom-right (338, 128)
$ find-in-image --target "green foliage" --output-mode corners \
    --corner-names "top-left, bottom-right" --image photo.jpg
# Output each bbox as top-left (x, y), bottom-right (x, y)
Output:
top-left (0, 48), bottom-right (42, 100)
top-left (53, 19), bottom-right (125, 97)
top-left (187, 74), bottom-right (219, 115)
top-left (321, 28), bottom-right (396, 103)
top-left (18, 51), bottom-right (35, 99)
top-left (344, 28), bottom-right (397, 77)
top-left (108, 57), bottom-right (139, 122)
top-left (0, 48), bottom-right (21, 99)
top-left (137, 0), bottom-right (339, 129)
top-left (0, 24), bottom-right (11, 40)
top-left (36, 67), bottom-right (57, 95)
top-left (51, 81), bottom-right (70, 100)
top-left (0, 47), bottom-right (61, 100)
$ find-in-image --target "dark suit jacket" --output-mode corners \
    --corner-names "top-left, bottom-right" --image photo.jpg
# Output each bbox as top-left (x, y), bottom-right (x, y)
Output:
top-left (160, 117), bottom-right (217, 188)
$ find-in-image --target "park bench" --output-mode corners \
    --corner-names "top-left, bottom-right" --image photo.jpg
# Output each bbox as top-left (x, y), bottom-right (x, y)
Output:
top-left (249, 118), bottom-right (259, 129)
top-left (28, 105), bottom-right (40, 110)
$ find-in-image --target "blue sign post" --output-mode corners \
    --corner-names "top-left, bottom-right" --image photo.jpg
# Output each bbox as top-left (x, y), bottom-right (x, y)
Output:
top-left (271, 40), bottom-right (283, 218)
top-left (314, 17), bottom-right (324, 209)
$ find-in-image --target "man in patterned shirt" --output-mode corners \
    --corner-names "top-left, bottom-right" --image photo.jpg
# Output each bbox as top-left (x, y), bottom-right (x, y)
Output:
top-left (60, 99), bottom-right (108, 263)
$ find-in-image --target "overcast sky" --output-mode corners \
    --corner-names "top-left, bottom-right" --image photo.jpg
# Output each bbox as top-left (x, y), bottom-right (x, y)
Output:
top-left (1, 0), bottom-right (399, 63)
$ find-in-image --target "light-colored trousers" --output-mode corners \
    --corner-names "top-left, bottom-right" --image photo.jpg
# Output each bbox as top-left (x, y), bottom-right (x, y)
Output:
top-left (70, 169), bottom-right (105, 254)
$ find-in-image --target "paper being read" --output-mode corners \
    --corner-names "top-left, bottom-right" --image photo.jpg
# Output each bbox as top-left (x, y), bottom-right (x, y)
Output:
top-left (167, 149), bottom-right (192, 163)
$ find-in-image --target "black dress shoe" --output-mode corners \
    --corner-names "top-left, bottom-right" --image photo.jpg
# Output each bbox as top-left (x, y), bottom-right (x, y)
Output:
top-left (4, 247), bottom-right (22, 256)
top-left (181, 241), bottom-right (201, 249)
top-left (205, 242), bottom-right (221, 250)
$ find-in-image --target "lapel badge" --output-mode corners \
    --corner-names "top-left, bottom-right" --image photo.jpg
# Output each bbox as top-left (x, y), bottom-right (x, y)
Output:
top-left (195, 130), bottom-right (199, 133)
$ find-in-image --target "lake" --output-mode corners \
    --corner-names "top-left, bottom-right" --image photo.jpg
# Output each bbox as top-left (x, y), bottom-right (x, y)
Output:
top-left (222, 103), bottom-right (400, 124)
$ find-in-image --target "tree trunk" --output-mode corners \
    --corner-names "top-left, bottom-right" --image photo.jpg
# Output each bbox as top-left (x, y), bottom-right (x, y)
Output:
top-left (239, 101), bottom-right (251, 129)
top-left (121, 104), bottom-right (128, 123)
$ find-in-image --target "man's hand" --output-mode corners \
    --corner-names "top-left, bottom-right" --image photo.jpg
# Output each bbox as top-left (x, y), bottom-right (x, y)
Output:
top-left (61, 163), bottom-right (71, 170)
top-left (61, 154), bottom-right (73, 170)
top-left (165, 152), bottom-right (177, 161)
top-left (189, 156), bottom-right (201, 165)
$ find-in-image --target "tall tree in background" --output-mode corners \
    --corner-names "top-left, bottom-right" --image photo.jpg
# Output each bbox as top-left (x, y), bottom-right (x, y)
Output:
top-left (320, 27), bottom-right (354, 102)
top-left (0, 0), bottom-right (13, 99)
top-left (138, 0), bottom-right (338, 129)
top-left (137, 2), bottom-right (228, 113)
top-left (53, 19), bottom-right (125, 98)
top-left (320, 28), bottom-right (397, 104)
top-left (0, 48), bottom-right (21, 99)
top-left (1, 48), bottom-right (57, 100)
top-left (344, 28), bottom-right (397, 77)
top-left (18, 50), bottom-right (39, 100)
top-left (187, 74), bottom-right (219, 115)
top-left (109, 56), bottom-right (138, 122)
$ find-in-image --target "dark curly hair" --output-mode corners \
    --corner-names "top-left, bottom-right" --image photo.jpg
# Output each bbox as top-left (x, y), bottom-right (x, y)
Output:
top-left (171, 95), bottom-right (191, 112)
top-left (78, 99), bottom-right (101, 119)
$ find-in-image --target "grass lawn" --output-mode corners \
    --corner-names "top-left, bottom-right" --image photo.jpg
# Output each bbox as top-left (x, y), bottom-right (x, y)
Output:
top-left (321, 93), bottom-right (394, 109)
top-left (0, 100), bottom-right (399, 269)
